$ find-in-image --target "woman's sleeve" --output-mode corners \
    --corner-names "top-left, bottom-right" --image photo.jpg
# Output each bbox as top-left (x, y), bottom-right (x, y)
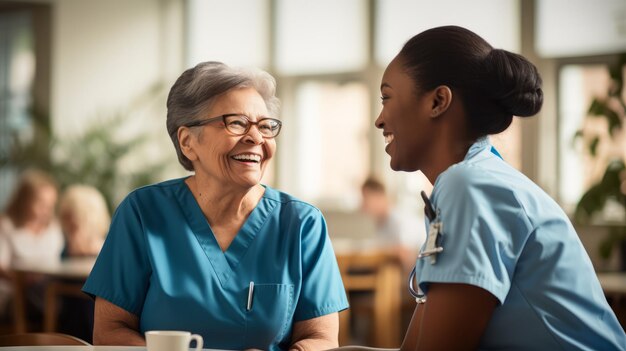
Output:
top-left (294, 210), bottom-right (349, 321)
top-left (82, 195), bottom-right (152, 316)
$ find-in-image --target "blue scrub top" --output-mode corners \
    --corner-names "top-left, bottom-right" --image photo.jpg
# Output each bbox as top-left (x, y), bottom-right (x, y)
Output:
top-left (416, 138), bottom-right (626, 350)
top-left (83, 178), bottom-right (349, 351)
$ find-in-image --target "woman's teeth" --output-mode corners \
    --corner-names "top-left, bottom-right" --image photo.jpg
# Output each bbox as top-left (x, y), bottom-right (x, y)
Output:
top-left (384, 134), bottom-right (394, 145)
top-left (232, 154), bottom-right (261, 163)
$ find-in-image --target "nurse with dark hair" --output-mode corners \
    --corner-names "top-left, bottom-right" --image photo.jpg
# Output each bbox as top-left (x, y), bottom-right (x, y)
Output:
top-left (336, 25), bottom-right (625, 351)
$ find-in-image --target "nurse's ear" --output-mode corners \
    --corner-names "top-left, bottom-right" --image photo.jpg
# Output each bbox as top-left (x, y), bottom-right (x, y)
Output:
top-left (178, 127), bottom-right (199, 163)
top-left (429, 85), bottom-right (453, 118)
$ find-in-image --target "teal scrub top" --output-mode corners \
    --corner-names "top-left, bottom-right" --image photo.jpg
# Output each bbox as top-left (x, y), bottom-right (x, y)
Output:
top-left (416, 138), bottom-right (626, 350)
top-left (83, 178), bottom-right (349, 351)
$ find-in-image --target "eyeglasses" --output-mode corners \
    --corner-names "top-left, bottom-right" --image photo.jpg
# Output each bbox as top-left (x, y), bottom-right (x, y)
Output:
top-left (184, 114), bottom-right (282, 138)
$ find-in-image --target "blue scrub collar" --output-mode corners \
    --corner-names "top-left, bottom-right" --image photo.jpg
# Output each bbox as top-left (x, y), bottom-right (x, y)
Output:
top-left (463, 137), bottom-right (503, 161)
top-left (464, 137), bottom-right (491, 161)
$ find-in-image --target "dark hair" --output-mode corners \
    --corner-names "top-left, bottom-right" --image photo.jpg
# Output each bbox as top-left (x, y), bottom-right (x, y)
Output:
top-left (361, 176), bottom-right (386, 193)
top-left (166, 61), bottom-right (280, 171)
top-left (398, 26), bottom-right (543, 138)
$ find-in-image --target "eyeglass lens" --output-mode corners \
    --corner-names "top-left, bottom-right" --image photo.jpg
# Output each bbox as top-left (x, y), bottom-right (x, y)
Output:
top-left (224, 115), bottom-right (281, 137)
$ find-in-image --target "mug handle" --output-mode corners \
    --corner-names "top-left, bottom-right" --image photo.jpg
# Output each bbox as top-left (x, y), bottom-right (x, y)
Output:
top-left (190, 334), bottom-right (203, 351)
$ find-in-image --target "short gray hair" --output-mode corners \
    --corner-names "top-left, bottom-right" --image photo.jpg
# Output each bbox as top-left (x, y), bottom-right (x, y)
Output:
top-left (166, 61), bottom-right (280, 171)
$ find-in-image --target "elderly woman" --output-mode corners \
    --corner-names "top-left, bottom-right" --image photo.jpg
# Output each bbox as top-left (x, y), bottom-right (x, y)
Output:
top-left (58, 184), bottom-right (110, 257)
top-left (83, 62), bottom-right (349, 350)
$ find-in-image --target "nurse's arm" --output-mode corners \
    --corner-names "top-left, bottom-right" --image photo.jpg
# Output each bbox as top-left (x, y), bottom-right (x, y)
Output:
top-left (400, 283), bottom-right (497, 351)
top-left (93, 297), bottom-right (145, 346)
top-left (289, 312), bottom-right (339, 351)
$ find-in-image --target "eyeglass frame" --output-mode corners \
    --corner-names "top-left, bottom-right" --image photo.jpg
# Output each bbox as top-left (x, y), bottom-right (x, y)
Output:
top-left (183, 113), bottom-right (282, 138)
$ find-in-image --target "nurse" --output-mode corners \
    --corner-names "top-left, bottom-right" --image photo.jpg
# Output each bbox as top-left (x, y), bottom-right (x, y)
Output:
top-left (83, 61), bottom-right (349, 350)
top-left (358, 26), bottom-right (625, 350)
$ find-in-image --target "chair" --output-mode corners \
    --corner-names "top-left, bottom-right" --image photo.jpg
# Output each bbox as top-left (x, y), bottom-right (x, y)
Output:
top-left (0, 332), bottom-right (90, 346)
top-left (336, 251), bottom-right (403, 348)
top-left (44, 280), bottom-right (89, 332)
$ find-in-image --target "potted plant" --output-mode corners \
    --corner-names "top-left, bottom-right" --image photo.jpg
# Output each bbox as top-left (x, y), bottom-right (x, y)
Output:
top-left (574, 53), bottom-right (626, 269)
top-left (1, 83), bottom-right (167, 212)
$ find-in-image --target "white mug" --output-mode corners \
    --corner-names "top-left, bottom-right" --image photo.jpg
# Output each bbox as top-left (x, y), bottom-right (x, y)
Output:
top-left (145, 330), bottom-right (203, 351)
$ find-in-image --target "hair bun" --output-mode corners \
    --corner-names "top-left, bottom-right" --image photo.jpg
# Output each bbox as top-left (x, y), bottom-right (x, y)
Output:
top-left (484, 49), bottom-right (543, 117)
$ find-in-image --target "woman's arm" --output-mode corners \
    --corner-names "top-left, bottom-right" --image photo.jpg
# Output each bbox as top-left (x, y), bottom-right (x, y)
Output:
top-left (289, 313), bottom-right (339, 351)
top-left (400, 283), bottom-right (497, 351)
top-left (93, 297), bottom-right (145, 346)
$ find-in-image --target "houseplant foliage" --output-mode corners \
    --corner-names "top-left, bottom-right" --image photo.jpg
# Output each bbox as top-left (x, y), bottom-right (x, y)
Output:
top-left (574, 54), bottom-right (626, 262)
top-left (1, 83), bottom-right (167, 212)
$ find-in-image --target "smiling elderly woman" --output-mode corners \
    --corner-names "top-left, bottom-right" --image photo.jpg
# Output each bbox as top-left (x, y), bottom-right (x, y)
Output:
top-left (83, 62), bottom-right (349, 351)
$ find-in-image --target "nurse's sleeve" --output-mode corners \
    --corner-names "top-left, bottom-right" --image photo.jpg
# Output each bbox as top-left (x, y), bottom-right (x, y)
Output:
top-left (82, 195), bottom-right (152, 316)
top-left (419, 166), bottom-right (533, 304)
top-left (293, 210), bottom-right (349, 321)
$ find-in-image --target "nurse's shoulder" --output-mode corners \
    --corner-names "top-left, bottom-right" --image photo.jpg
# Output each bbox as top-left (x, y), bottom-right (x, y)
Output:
top-left (433, 160), bottom-right (519, 210)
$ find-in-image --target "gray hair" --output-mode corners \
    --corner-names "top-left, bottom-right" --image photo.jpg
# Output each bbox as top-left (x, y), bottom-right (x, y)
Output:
top-left (166, 61), bottom-right (280, 171)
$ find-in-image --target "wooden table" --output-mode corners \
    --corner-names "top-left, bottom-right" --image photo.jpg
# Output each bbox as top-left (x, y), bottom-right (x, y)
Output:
top-left (597, 272), bottom-right (626, 295)
top-left (12, 257), bottom-right (96, 333)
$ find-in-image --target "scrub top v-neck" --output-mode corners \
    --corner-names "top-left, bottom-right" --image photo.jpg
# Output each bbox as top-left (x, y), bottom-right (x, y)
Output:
top-left (83, 177), bottom-right (348, 351)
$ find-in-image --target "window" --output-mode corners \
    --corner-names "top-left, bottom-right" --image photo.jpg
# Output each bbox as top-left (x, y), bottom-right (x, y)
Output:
top-left (0, 11), bottom-right (35, 207)
top-left (275, 0), bottom-right (367, 74)
top-left (186, 0), bottom-right (269, 68)
top-left (185, 0), bottom-right (524, 211)
top-left (558, 62), bottom-right (623, 213)
top-left (375, 0), bottom-right (520, 65)
top-left (536, 0), bottom-right (626, 57)
top-left (279, 81), bottom-right (370, 207)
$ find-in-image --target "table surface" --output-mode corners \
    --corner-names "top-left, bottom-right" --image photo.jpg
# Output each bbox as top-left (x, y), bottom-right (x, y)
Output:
top-left (11, 257), bottom-right (96, 279)
top-left (0, 347), bottom-right (229, 351)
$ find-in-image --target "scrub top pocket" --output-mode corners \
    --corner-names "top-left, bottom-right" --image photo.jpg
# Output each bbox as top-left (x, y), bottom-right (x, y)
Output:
top-left (245, 283), bottom-right (294, 349)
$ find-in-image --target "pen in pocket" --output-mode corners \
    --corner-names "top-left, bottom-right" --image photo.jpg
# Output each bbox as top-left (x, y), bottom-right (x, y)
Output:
top-left (246, 281), bottom-right (254, 311)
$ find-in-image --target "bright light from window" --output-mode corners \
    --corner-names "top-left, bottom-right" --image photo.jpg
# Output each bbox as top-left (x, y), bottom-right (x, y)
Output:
top-left (375, 0), bottom-right (520, 66)
top-left (275, 0), bottom-right (367, 74)
top-left (558, 64), bottom-right (612, 210)
top-left (186, 0), bottom-right (269, 68)
top-left (537, 0), bottom-right (626, 57)
top-left (285, 81), bottom-right (370, 208)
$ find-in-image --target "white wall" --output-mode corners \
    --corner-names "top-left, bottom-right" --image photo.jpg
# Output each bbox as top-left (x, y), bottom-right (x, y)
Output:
top-left (48, 0), bottom-right (186, 189)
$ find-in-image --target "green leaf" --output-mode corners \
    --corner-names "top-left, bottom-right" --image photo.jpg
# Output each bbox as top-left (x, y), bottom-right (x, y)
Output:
top-left (599, 228), bottom-right (626, 260)
top-left (574, 160), bottom-right (626, 224)
top-left (588, 98), bottom-right (622, 135)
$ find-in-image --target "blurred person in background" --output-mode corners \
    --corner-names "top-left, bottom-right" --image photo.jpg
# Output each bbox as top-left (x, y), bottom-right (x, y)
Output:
top-left (83, 61), bottom-right (348, 350)
top-left (57, 184), bottom-right (111, 343)
top-left (58, 184), bottom-right (110, 257)
top-left (0, 169), bottom-right (64, 321)
top-left (360, 176), bottom-right (425, 272)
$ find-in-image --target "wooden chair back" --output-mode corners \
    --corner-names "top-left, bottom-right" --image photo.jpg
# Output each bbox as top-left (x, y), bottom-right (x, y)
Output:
top-left (336, 251), bottom-right (403, 348)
